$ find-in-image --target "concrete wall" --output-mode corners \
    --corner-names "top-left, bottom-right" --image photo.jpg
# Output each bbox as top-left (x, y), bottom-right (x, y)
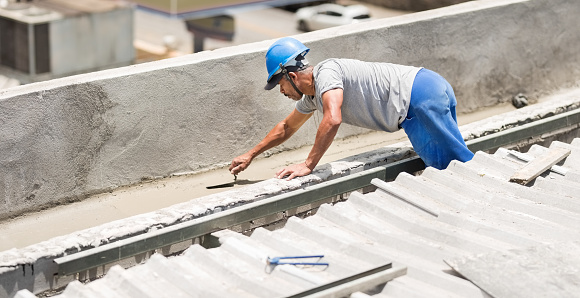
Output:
top-left (50, 6), bottom-right (135, 77)
top-left (0, 0), bottom-right (579, 220)
top-left (1, 87), bottom-right (579, 298)
top-left (0, 4), bottom-right (134, 84)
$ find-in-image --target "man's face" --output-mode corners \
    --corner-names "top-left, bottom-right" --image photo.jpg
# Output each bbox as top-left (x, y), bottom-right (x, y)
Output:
top-left (279, 74), bottom-right (302, 101)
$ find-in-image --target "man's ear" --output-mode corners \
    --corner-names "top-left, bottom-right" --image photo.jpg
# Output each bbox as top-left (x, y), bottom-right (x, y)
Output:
top-left (288, 72), bottom-right (298, 81)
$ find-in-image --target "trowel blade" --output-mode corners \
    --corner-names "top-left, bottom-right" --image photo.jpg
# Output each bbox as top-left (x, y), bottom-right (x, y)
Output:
top-left (205, 181), bottom-right (235, 189)
top-left (205, 175), bottom-right (237, 189)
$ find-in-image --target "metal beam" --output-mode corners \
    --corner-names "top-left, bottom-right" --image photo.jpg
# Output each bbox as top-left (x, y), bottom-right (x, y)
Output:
top-left (466, 108), bottom-right (580, 152)
top-left (54, 107), bottom-right (580, 276)
top-left (54, 166), bottom-right (386, 276)
top-left (285, 262), bottom-right (402, 298)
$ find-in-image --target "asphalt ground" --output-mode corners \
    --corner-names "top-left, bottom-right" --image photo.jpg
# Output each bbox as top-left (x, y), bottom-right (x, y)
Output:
top-left (134, 0), bottom-right (409, 57)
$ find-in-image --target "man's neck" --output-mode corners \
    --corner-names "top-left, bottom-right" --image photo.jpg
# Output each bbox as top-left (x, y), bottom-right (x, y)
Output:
top-left (303, 72), bottom-right (316, 96)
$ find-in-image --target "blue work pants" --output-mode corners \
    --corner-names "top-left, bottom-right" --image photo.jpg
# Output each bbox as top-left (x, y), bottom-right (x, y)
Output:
top-left (400, 68), bottom-right (474, 169)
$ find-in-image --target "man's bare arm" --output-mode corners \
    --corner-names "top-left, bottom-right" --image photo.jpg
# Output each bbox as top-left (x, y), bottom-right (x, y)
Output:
top-left (276, 88), bottom-right (343, 180)
top-left (230, 109), bottom-right (312, 175)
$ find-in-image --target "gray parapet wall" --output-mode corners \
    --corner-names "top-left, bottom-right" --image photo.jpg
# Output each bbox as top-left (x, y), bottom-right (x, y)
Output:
top-left (0, 0), bottom-right (579, 221)
top-left (1, 86), bottom-right (579, 298)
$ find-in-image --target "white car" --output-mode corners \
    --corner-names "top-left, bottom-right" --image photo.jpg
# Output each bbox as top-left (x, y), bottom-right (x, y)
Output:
top-left (296, 3), bottom-right (372, 32)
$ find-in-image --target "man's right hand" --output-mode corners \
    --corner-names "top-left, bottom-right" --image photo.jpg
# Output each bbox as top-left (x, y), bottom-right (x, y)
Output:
top-left (229, 109), bottom-right (312, 176)
top-left (229, 153), bottom-right (253, 175)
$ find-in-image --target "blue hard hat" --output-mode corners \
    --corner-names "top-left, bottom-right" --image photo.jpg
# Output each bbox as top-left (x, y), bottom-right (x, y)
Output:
top-left (264, 37), bottom-right (310, 90)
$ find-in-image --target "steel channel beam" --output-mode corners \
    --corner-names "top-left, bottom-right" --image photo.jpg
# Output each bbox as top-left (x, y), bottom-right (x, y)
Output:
top-left (301, 264), bottom-right (407, 298)
top-left (285, 262), bottom-right (402, 298)
top-left (54, 166), bottom-right (386, 276)
top-left (54, 107), bottom-right (580, 276)
top-left (466, 108), bottom-right (580, 152)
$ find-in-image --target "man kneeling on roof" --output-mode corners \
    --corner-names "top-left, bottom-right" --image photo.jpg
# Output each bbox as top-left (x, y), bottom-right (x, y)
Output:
top-left (230, 37), bottom-right (474, 180)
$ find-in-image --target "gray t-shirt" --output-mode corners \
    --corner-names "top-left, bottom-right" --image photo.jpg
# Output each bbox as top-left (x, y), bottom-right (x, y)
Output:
top-left (295, 58), bottom-right (421, 132)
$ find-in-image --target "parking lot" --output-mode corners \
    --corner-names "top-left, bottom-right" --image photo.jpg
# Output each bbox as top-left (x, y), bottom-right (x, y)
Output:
top-left (134, 1), bottom-right (409, 58)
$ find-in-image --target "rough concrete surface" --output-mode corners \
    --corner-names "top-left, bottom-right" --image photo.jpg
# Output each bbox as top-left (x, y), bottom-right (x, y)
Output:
top-left (0, 0), bottom-right (579, 247)
top-left (446, 241), bottom-right (580, 297)
top-left (0, 86), bottom-right (579, 297)
top-left (0, 0), bottom-right (580, 260)
top-left (0, 98), bottom-right (518, 251)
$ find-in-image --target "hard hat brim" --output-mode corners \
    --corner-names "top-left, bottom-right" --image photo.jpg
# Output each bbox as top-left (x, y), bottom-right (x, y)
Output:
top-left (264, 65), bottom-right (303, 91)
top-left (264, 73), bottom-right (283, 90)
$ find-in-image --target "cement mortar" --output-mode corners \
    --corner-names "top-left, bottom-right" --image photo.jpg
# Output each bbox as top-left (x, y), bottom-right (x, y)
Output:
top-left (0, 87), bottom-right (579, 298)
top-left (0, 0), bottom-right (579, 230)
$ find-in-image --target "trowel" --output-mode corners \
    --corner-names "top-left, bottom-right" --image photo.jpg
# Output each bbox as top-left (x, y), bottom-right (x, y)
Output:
top-left (206, 174), bottom-right (237, 189)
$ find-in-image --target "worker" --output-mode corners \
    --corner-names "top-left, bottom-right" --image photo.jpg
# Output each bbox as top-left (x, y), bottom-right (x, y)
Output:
top-left (229, 37), bottom-right (474, 180)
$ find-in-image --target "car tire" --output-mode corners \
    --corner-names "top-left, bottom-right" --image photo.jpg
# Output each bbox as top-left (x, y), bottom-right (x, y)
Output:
top-left (298, 20), bottom-right (309, 32)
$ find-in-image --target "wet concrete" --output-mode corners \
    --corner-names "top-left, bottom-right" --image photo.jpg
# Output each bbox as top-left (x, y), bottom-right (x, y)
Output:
top-left (0, 102), bottom-right (517, 251)
top-left (3, 0), bottom-right (579, 227)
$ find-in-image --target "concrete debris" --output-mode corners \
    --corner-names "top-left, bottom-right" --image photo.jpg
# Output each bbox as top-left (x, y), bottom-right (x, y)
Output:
top-left (512, 93), bottom-right (529, 109)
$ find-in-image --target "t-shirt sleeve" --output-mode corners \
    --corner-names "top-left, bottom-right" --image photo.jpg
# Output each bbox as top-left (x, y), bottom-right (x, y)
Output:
top-left (315, 62), bottom-right (344, 95)
top-left (296, 60), bottom-right (344, 115)
top-left (295, 95), bottom-right (317, 114)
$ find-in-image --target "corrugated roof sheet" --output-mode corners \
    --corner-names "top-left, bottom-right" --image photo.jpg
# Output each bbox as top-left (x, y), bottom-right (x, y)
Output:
top-left (21, 138), bottom-right (580, 298)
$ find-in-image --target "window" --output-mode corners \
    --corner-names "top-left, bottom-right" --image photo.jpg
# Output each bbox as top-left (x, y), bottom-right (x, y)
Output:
top-left (353, 14), bottom-right (370, 20)
top-left (325, 11), bottom-right (342, 17)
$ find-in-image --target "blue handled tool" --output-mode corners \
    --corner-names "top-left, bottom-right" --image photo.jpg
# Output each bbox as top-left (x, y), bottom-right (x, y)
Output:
top-left (267, 255), bottom-right (328, 266)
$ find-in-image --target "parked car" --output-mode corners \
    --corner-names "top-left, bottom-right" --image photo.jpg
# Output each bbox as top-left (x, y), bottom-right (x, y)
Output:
top-left (296, 3), bottom-right (372, 32)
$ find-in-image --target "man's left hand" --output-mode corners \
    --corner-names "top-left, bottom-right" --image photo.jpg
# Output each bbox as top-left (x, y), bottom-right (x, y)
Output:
top-left (275, 162), bottom-right (312, 180)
